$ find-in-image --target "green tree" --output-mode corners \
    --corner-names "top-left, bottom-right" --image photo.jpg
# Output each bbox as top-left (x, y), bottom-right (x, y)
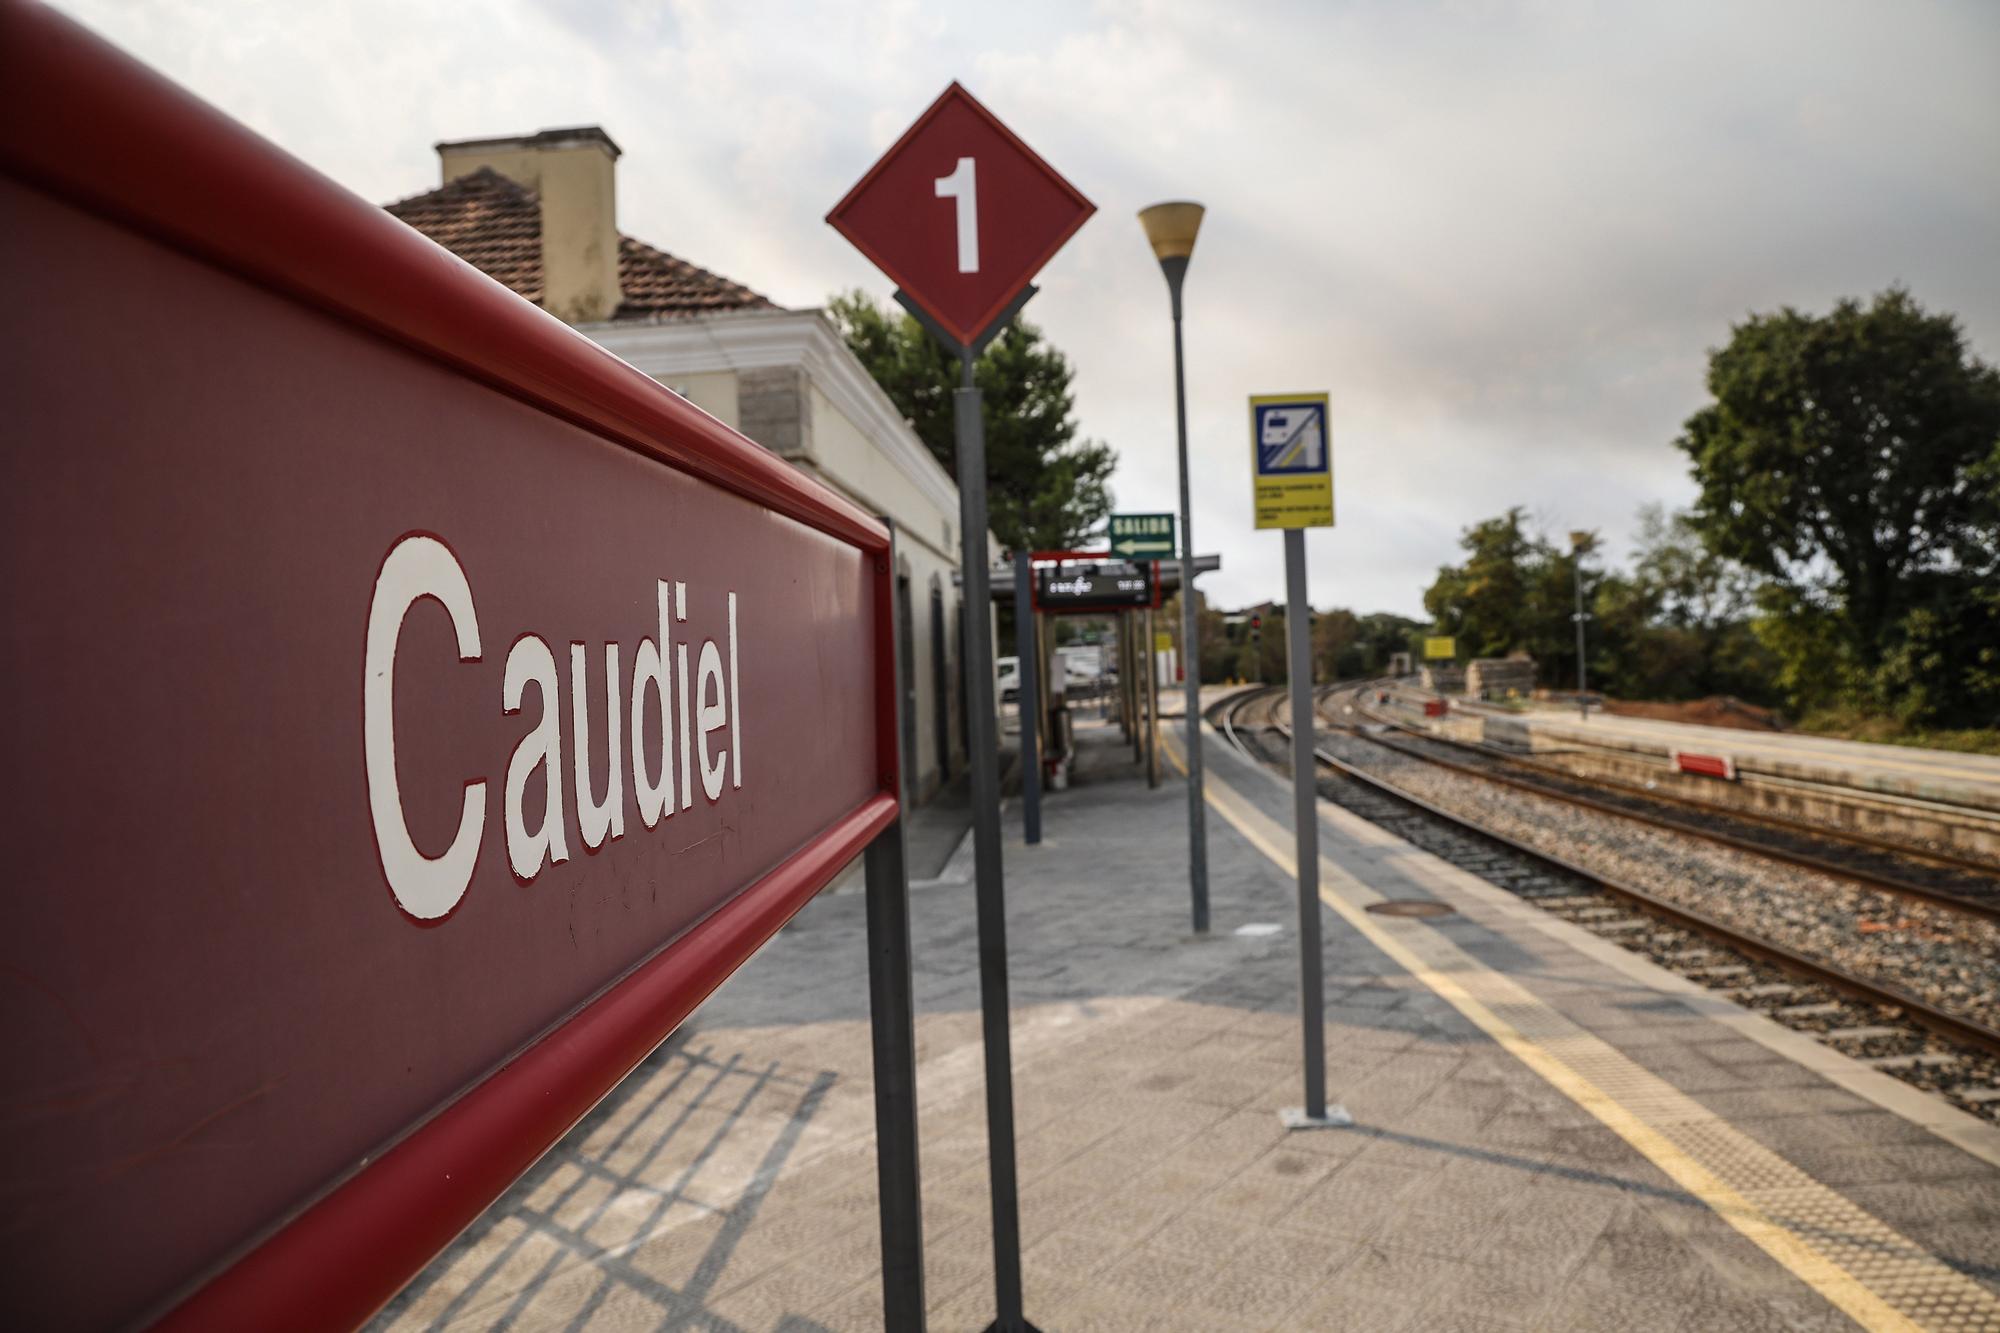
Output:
top-left (1161, 592), bottom-right (1232, 686)
top-left (1320, 609), bottom-right (1424, 682)
top-left (1678, 289), bottom-right (2000, 721)
top-left (1253, 606), bottom-right (1287, 684)
top-left (1422, 508), bottom-right (1574, 667)
top-left (1346, 612), bottom-right (1424, 678)
top-left (1629, 504), bottom-right (1755, 636)
top-left (1313, 608), bottom-right (1359, 681)
top-left (1612, 505), bottom-right (1778, 702)
top-left (826, 290), bottom-right (1117, 551)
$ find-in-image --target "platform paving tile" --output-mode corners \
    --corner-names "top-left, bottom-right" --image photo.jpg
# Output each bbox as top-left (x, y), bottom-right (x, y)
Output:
top-left (372, 720), bottom-right (2000, 1329)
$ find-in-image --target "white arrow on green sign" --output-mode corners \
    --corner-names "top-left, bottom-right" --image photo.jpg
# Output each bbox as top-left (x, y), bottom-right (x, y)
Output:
top-left (1109, 512), bottom-right (1177, 558)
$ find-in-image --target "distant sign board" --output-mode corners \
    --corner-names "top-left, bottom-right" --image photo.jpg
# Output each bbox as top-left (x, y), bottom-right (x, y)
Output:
top-left (1425, 636), bottom-right (1458, 659)
top-left (826, 82), bottom-right (1095, 349)
top-left (1110, 512), bottom-right (1177, 559)
top-left (1035, 561), bottom-right (1157, 612)
top-left (1249, 393), bottom-right (1333, 529)
top-left (1674, 751), bottom-right (1739, 781)
top-left (2, 15), bottom-right (898, 1329)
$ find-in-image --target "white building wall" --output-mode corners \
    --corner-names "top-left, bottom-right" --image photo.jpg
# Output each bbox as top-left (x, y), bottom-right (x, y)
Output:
top-left (647, 369), bottom-right (738, 430)
top-left (584, 309), bottom-right (973, 804)
top-left (803, 384), bottom-right (962, 801)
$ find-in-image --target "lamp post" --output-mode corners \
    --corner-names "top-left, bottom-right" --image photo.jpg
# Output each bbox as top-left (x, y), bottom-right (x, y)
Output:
top-left (1569, 530), bottom-right (1592, 720)
top-left (1139, 200), bottom-right (1209, 933)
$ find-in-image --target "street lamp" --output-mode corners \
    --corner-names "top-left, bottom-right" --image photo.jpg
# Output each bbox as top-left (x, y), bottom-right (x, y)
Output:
top-left (1569, 530), bottom-right (1592, 720)
top-left (1140, 200), bottom-right (1209, 933)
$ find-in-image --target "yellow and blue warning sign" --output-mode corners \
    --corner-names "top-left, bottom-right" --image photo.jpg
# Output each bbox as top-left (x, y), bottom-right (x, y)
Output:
top-left (1249, 392), bottom-right (1333, 529)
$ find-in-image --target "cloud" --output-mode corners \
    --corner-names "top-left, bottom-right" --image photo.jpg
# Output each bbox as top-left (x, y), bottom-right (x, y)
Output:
top-left (56, 0), bottom-right (2000, 616)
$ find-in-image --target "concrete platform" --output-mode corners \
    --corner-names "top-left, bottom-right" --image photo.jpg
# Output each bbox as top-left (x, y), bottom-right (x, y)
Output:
top-left (372, 713), bottom-right (2000, 1332)
top-left (1476, 703), bottom-right (2000, 816)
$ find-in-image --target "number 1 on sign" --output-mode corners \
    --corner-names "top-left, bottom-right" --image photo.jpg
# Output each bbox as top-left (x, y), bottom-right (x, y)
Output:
top-left (934, 157), bottom-right (979, 274)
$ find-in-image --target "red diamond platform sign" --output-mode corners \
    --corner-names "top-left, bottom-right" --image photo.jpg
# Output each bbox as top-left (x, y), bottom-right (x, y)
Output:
top-left (829, 82), bottom-right (1094, 349)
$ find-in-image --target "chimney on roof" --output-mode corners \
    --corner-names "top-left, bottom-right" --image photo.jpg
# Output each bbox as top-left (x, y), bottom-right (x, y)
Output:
top-left (437, 126), bottom-right (624, 324)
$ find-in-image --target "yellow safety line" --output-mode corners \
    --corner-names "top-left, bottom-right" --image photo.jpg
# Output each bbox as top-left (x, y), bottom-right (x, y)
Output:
top-left (1165, 731), bottom-right (2000, 1331)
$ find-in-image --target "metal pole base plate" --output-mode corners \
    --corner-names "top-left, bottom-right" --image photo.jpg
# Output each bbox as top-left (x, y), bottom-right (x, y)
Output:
top-left (981, 1321), bottom-right (1046, 1333)
top-left (1280, 1105), bottom-right (1354, 1131)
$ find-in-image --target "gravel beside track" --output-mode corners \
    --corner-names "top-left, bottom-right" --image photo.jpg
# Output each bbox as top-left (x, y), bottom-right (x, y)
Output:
top-left (1314, 726), bottom-right (2000, 1031)
top-left (1343, 700), bottom-right (2000, 912)
top-left (1368, 688), bottom-right (2000, 874)
top-left (1214, 684), bottom-right (2000, 1124)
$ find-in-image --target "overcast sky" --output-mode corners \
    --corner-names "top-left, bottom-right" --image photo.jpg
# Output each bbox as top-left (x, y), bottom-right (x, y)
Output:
top-left (61, 0), bottom-right (2000, 616)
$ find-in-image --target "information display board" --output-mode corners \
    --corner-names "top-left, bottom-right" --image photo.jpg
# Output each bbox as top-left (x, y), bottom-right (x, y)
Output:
top-left (1425, 636), bottom-right (1459, 659)
top-left (1249, 393), bottom-right (1334, 530)
top-left (1109, 512), bottom-right (1177, 559)
top-left (1035, 561), bottom-right (1158, 612)
top-left (0, 11), bottom-right (899, 1329)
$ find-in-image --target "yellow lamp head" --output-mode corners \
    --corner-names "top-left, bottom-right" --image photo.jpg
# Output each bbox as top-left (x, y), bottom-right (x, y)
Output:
top-left (1138, 201), bottom-right (1205, 263)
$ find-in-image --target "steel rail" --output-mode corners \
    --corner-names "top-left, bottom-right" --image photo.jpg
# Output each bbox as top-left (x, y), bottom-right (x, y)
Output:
top-left (1218, 687), bottom-right (2000, 1062)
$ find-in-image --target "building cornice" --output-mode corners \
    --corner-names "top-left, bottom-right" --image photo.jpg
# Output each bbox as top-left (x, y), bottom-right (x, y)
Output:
top-left (588, 309), bottom-right (963, 525)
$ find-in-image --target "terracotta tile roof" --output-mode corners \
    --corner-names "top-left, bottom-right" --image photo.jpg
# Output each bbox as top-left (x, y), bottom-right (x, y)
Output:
top-left (615, 234), bottom-right (776, 320)
top-left (383, 166), bottom-right (779, 321)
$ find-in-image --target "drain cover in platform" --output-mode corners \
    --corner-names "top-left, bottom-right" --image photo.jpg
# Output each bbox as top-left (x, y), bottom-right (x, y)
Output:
top-left (1365, 899), bottom-right (1455, 918)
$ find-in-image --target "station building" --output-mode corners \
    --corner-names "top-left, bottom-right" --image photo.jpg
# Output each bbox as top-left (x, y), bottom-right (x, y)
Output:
top-left (384, 126), bottom-right (969, 803)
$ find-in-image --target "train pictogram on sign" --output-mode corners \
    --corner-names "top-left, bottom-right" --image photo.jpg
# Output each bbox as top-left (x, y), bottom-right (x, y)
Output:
top-left (1256, 405), bottom-right (1326, 474)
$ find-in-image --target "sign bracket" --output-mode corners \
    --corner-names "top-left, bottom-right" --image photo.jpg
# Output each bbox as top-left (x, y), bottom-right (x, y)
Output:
top-left (894, 283), bottom-right (1038, 363)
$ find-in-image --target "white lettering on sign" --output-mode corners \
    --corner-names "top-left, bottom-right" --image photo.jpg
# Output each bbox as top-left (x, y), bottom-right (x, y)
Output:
top-left (1047, 574), bottom-right (1146, 597)
top-left (503, 633), bottom-right (569, 881)
top-left (362, 533), bottom-right (746, 922)
top-left (365, 535), bottom-right (487, 920)
top-left (631, 581), bottom-right (674, 829)
top-left (934, 156), bottom-right (979, 274)
top-left (570, 641), bottom-right (625, 851)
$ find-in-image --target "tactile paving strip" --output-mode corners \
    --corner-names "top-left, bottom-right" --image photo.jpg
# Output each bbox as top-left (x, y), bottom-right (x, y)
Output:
top-left (1200, 760), bottom-right (2000, 1332)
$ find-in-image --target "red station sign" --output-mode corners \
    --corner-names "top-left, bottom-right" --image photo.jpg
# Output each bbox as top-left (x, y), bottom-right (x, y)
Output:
top-left (0, 9), bottom-right (901, 1331)
top-left (828, 81), bottom-right (1095, 348)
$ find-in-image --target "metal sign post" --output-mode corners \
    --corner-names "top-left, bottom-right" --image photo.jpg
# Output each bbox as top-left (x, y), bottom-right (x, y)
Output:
top-left (954, 351), bottom-right (1033, 1330)
top-left (830, 80), bottom-right (1093, 1333)
top-left (1144, 611), bottom-right (1161, 787)
top-left (1250, 393), bottom-right (1351, 1133)
top-left (1128, 616), bottom-right (1142, 760)
top-left (1014, 550), bottom-right (1042, 846)
top-left (1569, 530), bottom-right (1593, 721)
top-left (868, 522), bottom-right (927, 1328)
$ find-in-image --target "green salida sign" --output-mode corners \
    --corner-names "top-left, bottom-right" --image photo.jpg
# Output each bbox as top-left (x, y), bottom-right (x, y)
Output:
top-left (1109, 512), bottom-right (1177, 558)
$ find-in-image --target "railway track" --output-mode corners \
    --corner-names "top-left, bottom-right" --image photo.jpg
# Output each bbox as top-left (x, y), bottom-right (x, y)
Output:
top-left (1213, 684), bottom-right (2000, 1123)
